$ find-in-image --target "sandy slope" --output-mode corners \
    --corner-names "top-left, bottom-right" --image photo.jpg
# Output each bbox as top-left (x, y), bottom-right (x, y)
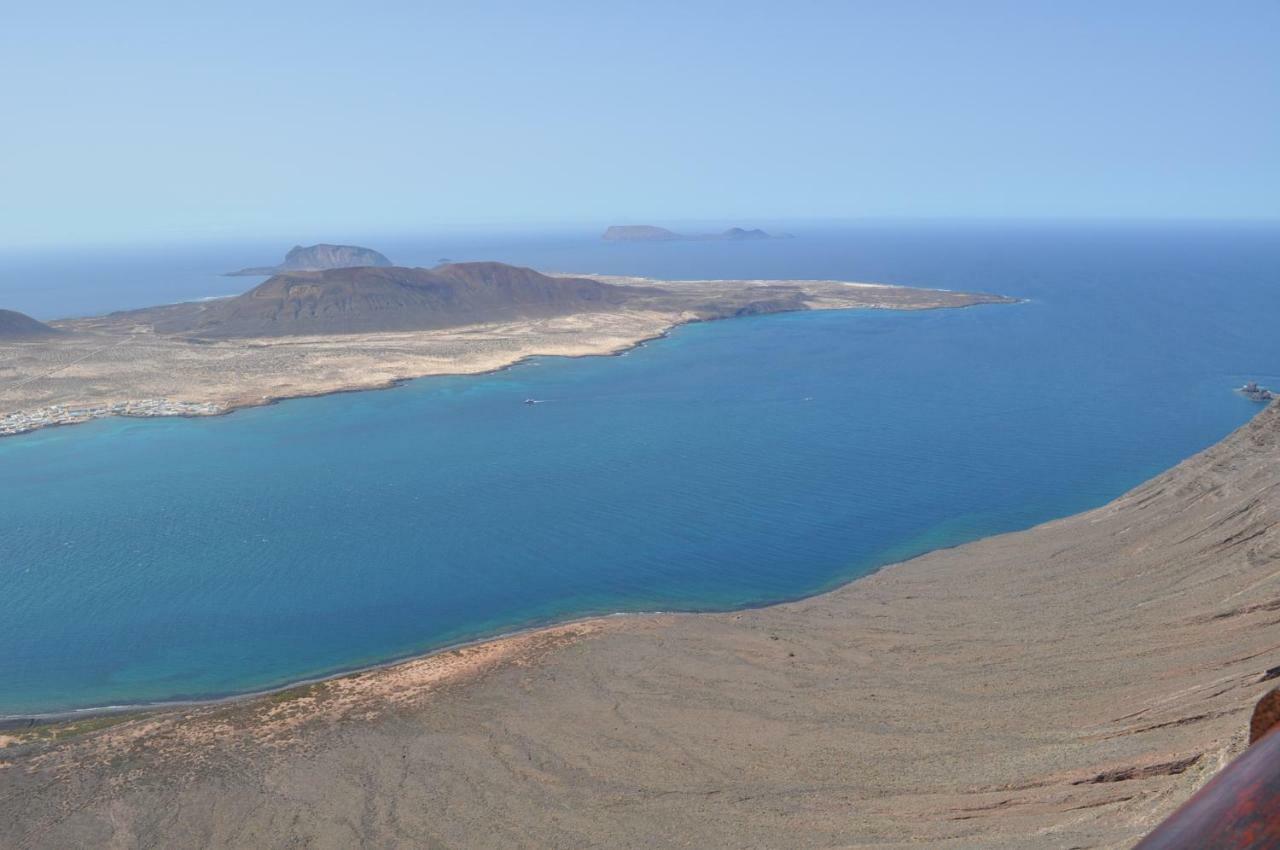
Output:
top-left (1, 393), bottom-right (1276, 847)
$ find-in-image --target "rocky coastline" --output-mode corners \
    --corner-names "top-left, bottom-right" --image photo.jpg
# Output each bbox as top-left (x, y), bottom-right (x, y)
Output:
top-left (0, 399), bottom-right (223, 437)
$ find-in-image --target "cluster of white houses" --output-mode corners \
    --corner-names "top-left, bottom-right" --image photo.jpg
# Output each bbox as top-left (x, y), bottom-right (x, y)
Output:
top-left (0, 399), bottom-right (223, 436)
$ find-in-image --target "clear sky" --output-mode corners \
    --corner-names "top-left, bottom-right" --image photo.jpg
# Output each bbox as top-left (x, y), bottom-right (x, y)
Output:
top-left (2, 1), bottom-right (1277, 248)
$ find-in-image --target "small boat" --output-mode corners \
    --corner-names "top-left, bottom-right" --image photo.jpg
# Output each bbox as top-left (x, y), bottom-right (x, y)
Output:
top-left (524, 398), bottom-right (538, 405)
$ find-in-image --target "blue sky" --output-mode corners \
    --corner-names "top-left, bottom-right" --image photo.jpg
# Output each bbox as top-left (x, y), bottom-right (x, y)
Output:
top-left (2, 1), bottom-right (1276, 247)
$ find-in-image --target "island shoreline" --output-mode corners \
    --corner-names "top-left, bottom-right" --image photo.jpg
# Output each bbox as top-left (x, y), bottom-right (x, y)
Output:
top-left (0, 503), bottom-right (1011, 727)
top-left (4, 396), bottom-right (1276, 847)
top-left (1, 298), bottom-right (1026, 723)
top-left (0, 394), bottom-right (1236, 728)
top-left (3, 294), bottom-right (1016, 440)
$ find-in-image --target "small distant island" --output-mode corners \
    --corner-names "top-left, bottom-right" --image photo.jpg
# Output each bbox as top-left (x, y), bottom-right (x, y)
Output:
top-left (225, 243), bottom-right (393, 276)
top-left (602, 225), bottom-right (791, 242)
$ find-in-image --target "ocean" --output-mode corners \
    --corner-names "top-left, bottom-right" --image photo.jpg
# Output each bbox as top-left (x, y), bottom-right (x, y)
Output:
top-left (1, 221), bottom-right (1276, 716)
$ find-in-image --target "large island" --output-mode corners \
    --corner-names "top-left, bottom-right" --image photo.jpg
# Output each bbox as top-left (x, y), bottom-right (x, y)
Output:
top-left (0, 261), bottom-right (1010, 436)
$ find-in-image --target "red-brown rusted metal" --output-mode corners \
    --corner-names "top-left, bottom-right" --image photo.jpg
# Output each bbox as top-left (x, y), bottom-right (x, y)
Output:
top-left (1249, 687), bottom-right (1280, 744)
top-left (1134, 687), bottom-right (1280, 849)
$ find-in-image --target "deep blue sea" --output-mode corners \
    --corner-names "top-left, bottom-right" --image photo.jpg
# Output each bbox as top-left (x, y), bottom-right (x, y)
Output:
top-left (1, 222), bottom-right (1277, 716)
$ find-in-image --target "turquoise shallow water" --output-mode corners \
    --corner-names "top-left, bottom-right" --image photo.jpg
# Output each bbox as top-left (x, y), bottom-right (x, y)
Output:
top-left (1, 223), bottom-right (1277, 716)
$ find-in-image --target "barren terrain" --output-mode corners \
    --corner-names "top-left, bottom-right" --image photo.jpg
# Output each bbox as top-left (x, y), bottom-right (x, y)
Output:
top-left (2, 397), bottom-right (1277, 847)
top-left (0, 274), bottom-right (1007, 435)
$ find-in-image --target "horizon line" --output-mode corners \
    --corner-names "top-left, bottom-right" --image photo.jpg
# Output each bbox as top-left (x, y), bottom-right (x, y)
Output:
top-left (2, 215), bottom-right (1278, 254)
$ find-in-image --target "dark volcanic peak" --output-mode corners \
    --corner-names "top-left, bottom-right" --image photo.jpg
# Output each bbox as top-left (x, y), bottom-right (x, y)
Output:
top-left (226, 243), bottom-right (393, 276)
top-left (721, 227), bottom-right (772, 240)
top-left (170, 262), bottom-right (634, 338)
top-left (281, 244), bottom-right (392, 271)
top-left (602, 225), bottom-right (789, 242)
top-left (0, 309), bottom-right (59, 339)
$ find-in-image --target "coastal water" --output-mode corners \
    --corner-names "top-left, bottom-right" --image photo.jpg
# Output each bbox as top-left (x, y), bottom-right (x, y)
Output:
top-left (1, 222), bottom-right (1277, 716)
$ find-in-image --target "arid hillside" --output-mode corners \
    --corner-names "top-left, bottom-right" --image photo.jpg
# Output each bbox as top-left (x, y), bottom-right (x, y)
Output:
top-left (0, 309), bottom-right (58, 339)
top-left (160, 262), bottom-right (639, 337)
top-left (2, 401), bottom-right (1276, 847)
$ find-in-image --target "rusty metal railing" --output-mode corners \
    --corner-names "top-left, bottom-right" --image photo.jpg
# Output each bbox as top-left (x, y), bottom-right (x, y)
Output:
top-left (1133, 688), bottom-right (1280, 848)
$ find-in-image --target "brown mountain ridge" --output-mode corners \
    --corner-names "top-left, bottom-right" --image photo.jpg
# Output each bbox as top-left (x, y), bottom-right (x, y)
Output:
top-left (160, 262), bottom-right (646, 338)
top-left (0, 309), bottom-right (59, 339)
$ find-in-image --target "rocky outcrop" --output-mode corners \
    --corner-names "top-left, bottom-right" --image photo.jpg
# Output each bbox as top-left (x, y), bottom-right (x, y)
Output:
top-left (226, 244), bottom-right (392, 276)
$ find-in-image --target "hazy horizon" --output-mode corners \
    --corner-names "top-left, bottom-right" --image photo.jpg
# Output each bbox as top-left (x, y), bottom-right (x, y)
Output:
top-left (3, 1), bottom-right (1277, 250)
top-left (4, 217), bottom-right (1276, 322)
top-left (3, 216), bottom-right (1278, 259)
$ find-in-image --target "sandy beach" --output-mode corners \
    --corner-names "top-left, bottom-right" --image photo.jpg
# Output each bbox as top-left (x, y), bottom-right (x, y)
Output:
top-left (2, 385), bottom-right (1276, 847)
